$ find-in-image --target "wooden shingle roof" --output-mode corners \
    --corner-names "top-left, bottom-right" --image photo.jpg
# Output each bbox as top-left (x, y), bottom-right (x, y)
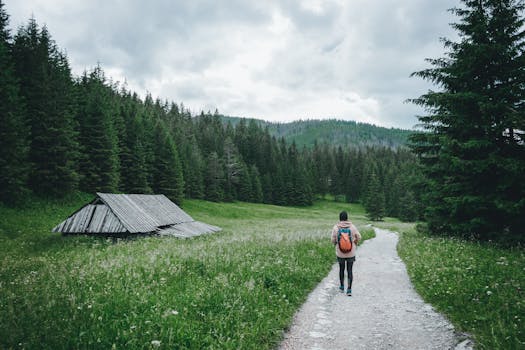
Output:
top-left (52, 193), bottom-right (221, 237)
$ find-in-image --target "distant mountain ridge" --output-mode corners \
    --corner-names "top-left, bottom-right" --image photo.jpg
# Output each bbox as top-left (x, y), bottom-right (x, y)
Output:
top-left (220, 116), bottom-right (413, 149)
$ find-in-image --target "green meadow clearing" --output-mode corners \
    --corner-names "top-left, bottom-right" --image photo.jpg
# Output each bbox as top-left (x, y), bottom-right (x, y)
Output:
top-left (1, 195), bottom-right (523, 349)
top-left (0, 194), bottom-right (373, 349)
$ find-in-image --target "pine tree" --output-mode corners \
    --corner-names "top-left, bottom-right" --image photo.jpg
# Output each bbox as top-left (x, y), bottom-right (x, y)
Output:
top-left (204, 152), bottom-right (224, 202)
top-left (398, 190), bottom-right (419, 222)
top-left (250, 165), bottom-right (264, 203)
top-left (343, 149), bottom-right (361, 203)
top-left (182, 135), bottom-right (205, 199)
top-left (77, 67), bottom-right (119, 193)
top-left (364, 169), bottom-right (385, 221)
top-left (311, 141), bottom-right (332, 197)
top-left (223, 137), bottom-right (242, 202)
top-left (293, 165), bottom-right (313, 206)
top-left (12, 20), bottom-right (78, 196)
top-left (261, 173), bottom-right (274, 204)
top-left (0, 1), bottom-right (29, 204)
top-left (237, 161), bottom-right (253, 202)
top-left (330, 146), bottom-right (345, 196)
top-left (141, 95), bottom-right (159, 189)
top-left (410, 0), bottom-right (525, 241)
top-left (152, 123), bottom-right (184, 205)
top-left (125, 114), bottom-right (151, 193)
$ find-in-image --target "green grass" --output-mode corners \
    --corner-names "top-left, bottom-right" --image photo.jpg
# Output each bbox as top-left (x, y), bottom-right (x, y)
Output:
top-left (0, 195), bottom-right (373, 349)
top-left (5, 195), bottom-right (522, 349)
top-left (397, 227), bottom-right (525, 349)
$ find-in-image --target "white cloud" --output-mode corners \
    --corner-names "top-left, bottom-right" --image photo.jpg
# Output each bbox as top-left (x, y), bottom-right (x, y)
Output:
top-left (4, 0), bottom-right (458, 129)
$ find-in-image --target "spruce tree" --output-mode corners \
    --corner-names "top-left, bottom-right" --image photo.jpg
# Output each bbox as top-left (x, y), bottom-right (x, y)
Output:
top-left (223, 137), bottom-right (242, 202)
top-left (12, 20), bottom-right (78, 196)
top-left (0, 1), bottom-right (28, 204)
top-left (152, 123), bottom-right (184, 205)
top-left (364, 169), bottom-right (385, 221)
top-left (77, 67), bottom-right (119, 193)
top-left (125, 133), bottom-right (151, 193)
top-left (343, 149), bottom-right (361, 203)
top-left (237, 161), bottom-right (253, 202)
top-left (141, 95), bottom-right (158, 189)
top-left (182, 135), bottom-right (205, 199)
top-left (261, 173), bottom-right (274, 204)
top-left (118, 96), bottom-right (151, 194)
top-left (204, 152), bottom-right (224, 202)
top-left (410, 0), bottom-right (525, 241)
top-left (293, 166), bottom-right (313, 206)
top-left (398, 190), bottom-right (419, 222)
top-left (250, 165), bottom-right (264, 203)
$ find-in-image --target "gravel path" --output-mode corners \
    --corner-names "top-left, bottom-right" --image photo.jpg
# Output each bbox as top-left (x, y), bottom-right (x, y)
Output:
top-left (279, 228), bottom-right (474, 350)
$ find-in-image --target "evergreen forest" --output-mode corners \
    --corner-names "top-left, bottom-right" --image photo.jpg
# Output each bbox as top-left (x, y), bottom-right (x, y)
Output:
top-left (1, 0), bottom-right (524, 243)
top-left (0, 2), bottom-right (420, 222)
top-left (219, 116), bottom-right (412, 149)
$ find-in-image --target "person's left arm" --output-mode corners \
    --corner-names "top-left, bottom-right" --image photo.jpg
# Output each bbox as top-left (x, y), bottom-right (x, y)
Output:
top-left (351, 224), bottom-right (362, 244)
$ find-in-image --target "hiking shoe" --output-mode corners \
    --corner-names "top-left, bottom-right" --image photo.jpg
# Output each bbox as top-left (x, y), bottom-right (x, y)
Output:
top-left (339, 285), bottom-right (344, 292)
top-left (346, 288), bottom-right (352, 296)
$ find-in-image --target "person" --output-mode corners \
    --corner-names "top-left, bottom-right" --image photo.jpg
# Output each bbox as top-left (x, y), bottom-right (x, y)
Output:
top-left (331, 211), bottom-right (361, 296)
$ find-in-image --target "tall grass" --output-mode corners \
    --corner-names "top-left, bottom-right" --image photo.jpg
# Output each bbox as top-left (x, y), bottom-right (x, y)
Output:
top-left (397, 228), bottom-right (524, 349)
top-left (0, 195), bottom-right (372, 349)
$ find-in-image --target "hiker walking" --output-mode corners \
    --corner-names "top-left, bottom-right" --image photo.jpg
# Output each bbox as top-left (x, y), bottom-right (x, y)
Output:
top-left (331, 211), bottom-right (361, 296)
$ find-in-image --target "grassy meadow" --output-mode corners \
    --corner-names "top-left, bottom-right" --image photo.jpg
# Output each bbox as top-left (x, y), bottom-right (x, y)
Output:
top-left (0, 194), bottom-right (373, 349)
top-left (2, 194), bottom-right (523, 349)
top-left (394, 227), bottom-right (525, 349)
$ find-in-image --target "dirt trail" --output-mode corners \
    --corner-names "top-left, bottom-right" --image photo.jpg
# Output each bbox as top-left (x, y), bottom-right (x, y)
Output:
top-left (279, 228), bottom-right (474, 350)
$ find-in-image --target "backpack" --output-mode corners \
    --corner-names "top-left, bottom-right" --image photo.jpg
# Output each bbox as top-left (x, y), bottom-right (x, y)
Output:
top-left (337, 227), bottom-right (353, 253)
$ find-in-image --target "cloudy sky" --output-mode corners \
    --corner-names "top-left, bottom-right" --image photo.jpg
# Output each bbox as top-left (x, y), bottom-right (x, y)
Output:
top-left (4, 0), bottom-right (458, 129)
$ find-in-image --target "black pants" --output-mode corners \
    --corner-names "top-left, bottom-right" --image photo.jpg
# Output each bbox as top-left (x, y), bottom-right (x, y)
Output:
top-left (337, 256), bottom-right (355, 288)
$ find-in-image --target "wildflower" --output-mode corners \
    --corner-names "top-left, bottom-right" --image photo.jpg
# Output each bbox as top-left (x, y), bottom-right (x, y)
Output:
top-left (151, 340), bottom-right (161, 347)
top-left (245, 278), bottom-right (255, 291)
top-left (171, 310), bottom-right (179, 315)
top-left (486, 291), bottom-right (492, 296)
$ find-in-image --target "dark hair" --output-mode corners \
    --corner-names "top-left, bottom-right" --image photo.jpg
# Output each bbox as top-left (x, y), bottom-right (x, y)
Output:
top-left (339, 211), bottom-right (348, 221)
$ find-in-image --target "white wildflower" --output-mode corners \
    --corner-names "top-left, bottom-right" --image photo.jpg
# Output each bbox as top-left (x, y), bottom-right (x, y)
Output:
top-left (151, 340), bottom-right (161, 347)
top-left (245, 278), bottom-right (255, 291)
top-left (486, 291), bottom-right (492, 296)
top-left (171, 310), bottom-right (179, 315)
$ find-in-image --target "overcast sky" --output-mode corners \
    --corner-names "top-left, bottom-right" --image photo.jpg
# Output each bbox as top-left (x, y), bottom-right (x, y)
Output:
top-left (4, 0), bottom-right (458, 129)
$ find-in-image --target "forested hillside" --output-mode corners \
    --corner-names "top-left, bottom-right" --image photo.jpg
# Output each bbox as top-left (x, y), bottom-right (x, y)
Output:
top-left (220, 116), bottom-right (412, 149)
top-left (266, 119), bottom-right (411, 149)
top-left (0, 2), bottom-right (420, 221)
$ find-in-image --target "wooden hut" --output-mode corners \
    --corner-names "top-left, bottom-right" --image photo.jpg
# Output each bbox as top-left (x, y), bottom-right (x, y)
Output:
top-left (52, 193), bottom-right (221, 238)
